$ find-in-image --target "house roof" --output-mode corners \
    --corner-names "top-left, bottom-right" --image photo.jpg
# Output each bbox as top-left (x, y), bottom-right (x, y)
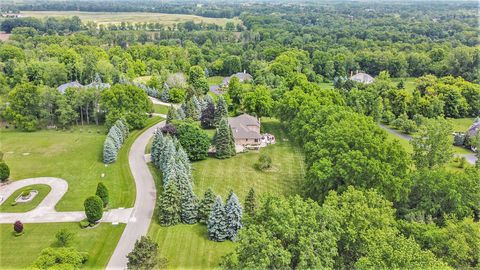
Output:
top-left (209, 85), bottom-right (223, 95)
top-left (350, 72), bottom-right (374, 84)
top-left (57, 81), bottom-right (83, 94)
top-left (222, 72), bottom-right (253, 85)
top-left (467, 120), bottom-right (480, 137)
top-left (228, 114), bottom-right (261, 139)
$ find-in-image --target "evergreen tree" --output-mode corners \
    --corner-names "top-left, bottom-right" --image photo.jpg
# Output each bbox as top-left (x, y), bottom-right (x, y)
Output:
top-left (95, 182), bottom-right (109, 207)
top-left (197, 188), bottom-right (216, 224)
top-left (214, 118), bottom-right (236, 159)
top-left (157, 182), bottom-right (182, 226)
top-left (115, 118), bottom-right (129, 139)
top-left (103, 137), bottom-right (117, 164)
top-left (200, 100), bottom-right (216, 128)
top-left (162, 155), bottom-right (177, 187)
top-left (207, 196), bottom-right (228, 242)
top-left (214, 96), bottom-right (228, 126)
top-left (225, 192), bottom-right (243, 241)
top-left (150, 129), bottom-right (165, 168)
top-left (175, 162), bottom-right (198, 224)
top-left (160, 83), bottom-right (170, 102)
top-left (244, 188), bottom-right (256, 216)
top-left (176, 146), bottom-right (192, 180)
top-left (185, 97), bottom-right (200, 120)
top-left (166, 105), bottom-right (178, 123)
top-left (177, 107), bottom-right (186, 119)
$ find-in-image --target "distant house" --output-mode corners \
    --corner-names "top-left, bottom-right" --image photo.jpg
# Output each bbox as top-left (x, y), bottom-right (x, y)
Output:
top-left (57, 81), bottom-right (83, 94)
top-left (228, 114), bottom-right (262, 147)
top-left (350, 71), bottom-right (374, 84)
top-left (222, 71), bottom-right (253, 86)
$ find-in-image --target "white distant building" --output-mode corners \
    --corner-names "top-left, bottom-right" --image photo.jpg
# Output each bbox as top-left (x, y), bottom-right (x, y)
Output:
top-left (350, 71), bottom-right (374, 84)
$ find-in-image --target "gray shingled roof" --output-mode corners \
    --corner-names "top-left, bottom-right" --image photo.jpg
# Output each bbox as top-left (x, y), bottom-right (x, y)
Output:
top-left (228, 114), bottom-right (261, 139)
top-left (468, 121), bottom-right (480, 138)
top-left (223, 72), bottom-right (253, 85)
top-left (350, 72), bottom-right (374, 84)
top-left (57, 81), bottom-right (83, 94)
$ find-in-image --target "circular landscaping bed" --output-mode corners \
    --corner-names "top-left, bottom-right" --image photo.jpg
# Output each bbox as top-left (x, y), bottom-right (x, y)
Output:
top-left (0, 184), bottom-right (51, 213)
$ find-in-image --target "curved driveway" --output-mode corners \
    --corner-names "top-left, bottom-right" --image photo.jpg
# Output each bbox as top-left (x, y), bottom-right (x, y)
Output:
top-left (106, 120), bottom-right (165, 270)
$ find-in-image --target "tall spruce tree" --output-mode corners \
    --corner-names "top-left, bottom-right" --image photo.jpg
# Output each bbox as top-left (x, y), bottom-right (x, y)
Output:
top-left (198, 188), bottom-right (216, 224)
top-left (103, 137), bottom-right (117, 164)
top-left (214, 118), bottom-right (236, 159)
top-left (225, 192), bottom-right (243, 241)
top-left (175, 162), bottom-right (198, 224)
top-left (150, 129), bottom-right (165, 168)
top-left (244, 188), bottom-right (256, 216)
top-left (185, 97), bottom-right (200, 120)
top-left (176, 146), bottom-right (192, 180)
top-left (158, 182), bottom-right (182, 226)
top-left (108, 125), bottom-right (123, 150)
top-left (214, 96), bottom-right (228, 127)
top-left (207, 196), bottom-right (228, 242)
top-left (160, 83), bottom-right (170, 102)
top-left (166, 105), bottom-right (179, 123)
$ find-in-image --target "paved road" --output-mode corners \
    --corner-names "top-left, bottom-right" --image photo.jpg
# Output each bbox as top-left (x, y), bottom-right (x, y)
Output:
top-left (0, 177), bottom-right (132, 223)
top-left (379, 124), bottom-right (477, 165)
top-left (106, 121), bottom-right (165, 270)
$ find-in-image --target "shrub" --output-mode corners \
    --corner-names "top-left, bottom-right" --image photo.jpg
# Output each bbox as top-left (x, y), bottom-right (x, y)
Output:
top-left (0, 161), bottom-right (10, 182)
top-left (256, 154), bottom-right (272, 171)
top-left (168, 87), bottom-right (186, 103)
top-left (79, 219), bottom-right (90, 228)
top-left (33, 247), bottom-right (88, 269)
top-left (95, 182), bottom-right (109, 207)
top-left (55, 229), bottom-right (74, 247)
top-left (453, 133), bottom-right (466, 146)
top-left (20, 188), bottom-right (32, 197)
top-left (103, 137), bottom-right (117, 164)
top-left (127, 236), bottom-right (164, 270)
top-left (174, 120), bottom-right (210, 161)
top-left (161, 123), bottom-right (177, 136)
top-left (14, 220), bottom-right (23, 233)
top-left (84, 196), bottom-right (104, 224)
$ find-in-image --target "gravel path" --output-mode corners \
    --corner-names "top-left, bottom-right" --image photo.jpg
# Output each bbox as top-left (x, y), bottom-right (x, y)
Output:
top-left (106, 121), bottom-right (165, 270)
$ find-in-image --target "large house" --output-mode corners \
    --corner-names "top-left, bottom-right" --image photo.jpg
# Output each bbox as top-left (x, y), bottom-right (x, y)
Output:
top-left (228, 114), bottom-right (261, 147)
top-left (222, 71), bottom-right (253, 87)
top-left (350, 71), bottom-right (374, 84)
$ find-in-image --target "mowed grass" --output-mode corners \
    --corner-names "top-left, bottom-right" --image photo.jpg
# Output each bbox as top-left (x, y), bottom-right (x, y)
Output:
top-left (0, 117), bottom-right (161, 211)
top-left (448, 117), bottom-right (475, 132)
top-left (21, 11), bottom-right (240, 26)
top-left (0, 184), bottom-right (51, 213)
top-left (148, 118), bottom-right (304, 269)
top-left (207, 76), bottom-right (224, 86)
top-left (0, 222), bottom-right (125, 269)
top-left (153, 104), bottom-right (169, 115)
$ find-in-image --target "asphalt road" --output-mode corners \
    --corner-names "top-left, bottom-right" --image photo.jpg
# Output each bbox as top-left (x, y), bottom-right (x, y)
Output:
top-left (106, 120), bottom-right (165, 270)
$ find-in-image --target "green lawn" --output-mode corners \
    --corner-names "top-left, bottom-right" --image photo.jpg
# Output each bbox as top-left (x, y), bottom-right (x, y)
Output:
top-left (447, 117), bottom-right (475, 132)
top-left (207, 76), bottom-right (224, 86)
top-left (153, 104), bottom-right (169, 115)
top-left (147, 118), bottom-right (304, 269)
top-left (0, 223), bottom-right (124, 269)
top-left (0, 117), bottom-right (161, 211)
top-left (0, 184), bottom-right (51, 213)
top-left (319, 81), bottom-right (334, 90)
top-left (392, 77), bottom-right (417, 93)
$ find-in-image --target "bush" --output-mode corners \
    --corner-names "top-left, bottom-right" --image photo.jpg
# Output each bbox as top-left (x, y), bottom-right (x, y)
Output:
top-left (55, 229), bottom-right (74, 247)
top-left (95, 182), bottom-right (109, 207)
top-left (174, 120), bottom-right (210, 161)
top-left (0, 161), bottom-right (10, 182)
top-left (79, 219), bottom-right (90, 228)
top-left (84, 196), bottom-right (104, 224)
top-left (161, 123), bottom-right (177, 136)
top-left (20, 188), bottom-right (32, 197)
top-left (33, 247), bottom-right (88, 269)
top-left (255, 154), bottom-right (272, 171)
top-left (14, 220), bottom-right (23, 233)
top-left (168, 87), bottom-right (186, 103)
top-left (453, 133), bottom-right (466, 146)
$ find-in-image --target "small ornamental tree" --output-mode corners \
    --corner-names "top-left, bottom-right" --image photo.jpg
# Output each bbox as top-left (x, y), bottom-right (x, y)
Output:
top-left (84, 196), bottom-right (104, 224)
top-left (214, 118), bottom-right (236, 159)
top-left (255, 154), bottom-right (272, 170)
top-left (174, 120), bottom-right (210, 161)
top-left (225, 192), bottom-right (243, 241)
top-left (95, 182), bottom-right (109, 207)
top-left (244, 188), bottom-right (256, 217)
top-left (158, 183), bottom-right (182, 226)
top-left (14, 220), bottom-right (23, 233)
top-left (55, 229), bottom-right (74, 247)
top-left (0, 161), bottom-right (10, 182)
top-left (214, 96), bottom-right (228, 127)
top-left (200, 101), bottom-right (216, 129)
top-left (207, 196), bottom-right (228, 242)
top-left (127, 236), bottom-right (161, 270)
top-left (166, 105), bottom-right (179, 123)
top-left (161, 123), bottom-right (177, 136)
top-left (33, 247), bottom-right (87, 269)
top-left (198, 188), bottom-right (216, 224)
top-left (103, 137), bottom-right (117, 164)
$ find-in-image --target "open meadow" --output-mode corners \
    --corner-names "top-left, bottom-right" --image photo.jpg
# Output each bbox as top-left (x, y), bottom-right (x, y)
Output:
top-left (20, 11), bottom-right (240, 26)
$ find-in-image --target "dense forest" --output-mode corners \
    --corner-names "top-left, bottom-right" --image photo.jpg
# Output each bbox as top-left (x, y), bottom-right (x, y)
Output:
top-left (0, 0), bottom-right (479, 269)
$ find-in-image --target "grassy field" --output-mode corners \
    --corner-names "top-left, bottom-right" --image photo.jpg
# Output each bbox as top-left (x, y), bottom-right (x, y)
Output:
top-left (0, 222), bottom-right (124, 269)
top-left (447, 117), bottom-right (475, 132)
top-left (0, 117), bottom-right (161, 211)
top-left (153, 104), bottom-right (169, 115)
top-left (147, 118), bottom-right (304, 269)
top-left (392, 77), bottom-right (417, 93)
top-left (21, 11), bottom-right (240, 26)
top-left (0, 184), bottom-right (51, 213)
top-left (207, 76), bottom-right (224, 86)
